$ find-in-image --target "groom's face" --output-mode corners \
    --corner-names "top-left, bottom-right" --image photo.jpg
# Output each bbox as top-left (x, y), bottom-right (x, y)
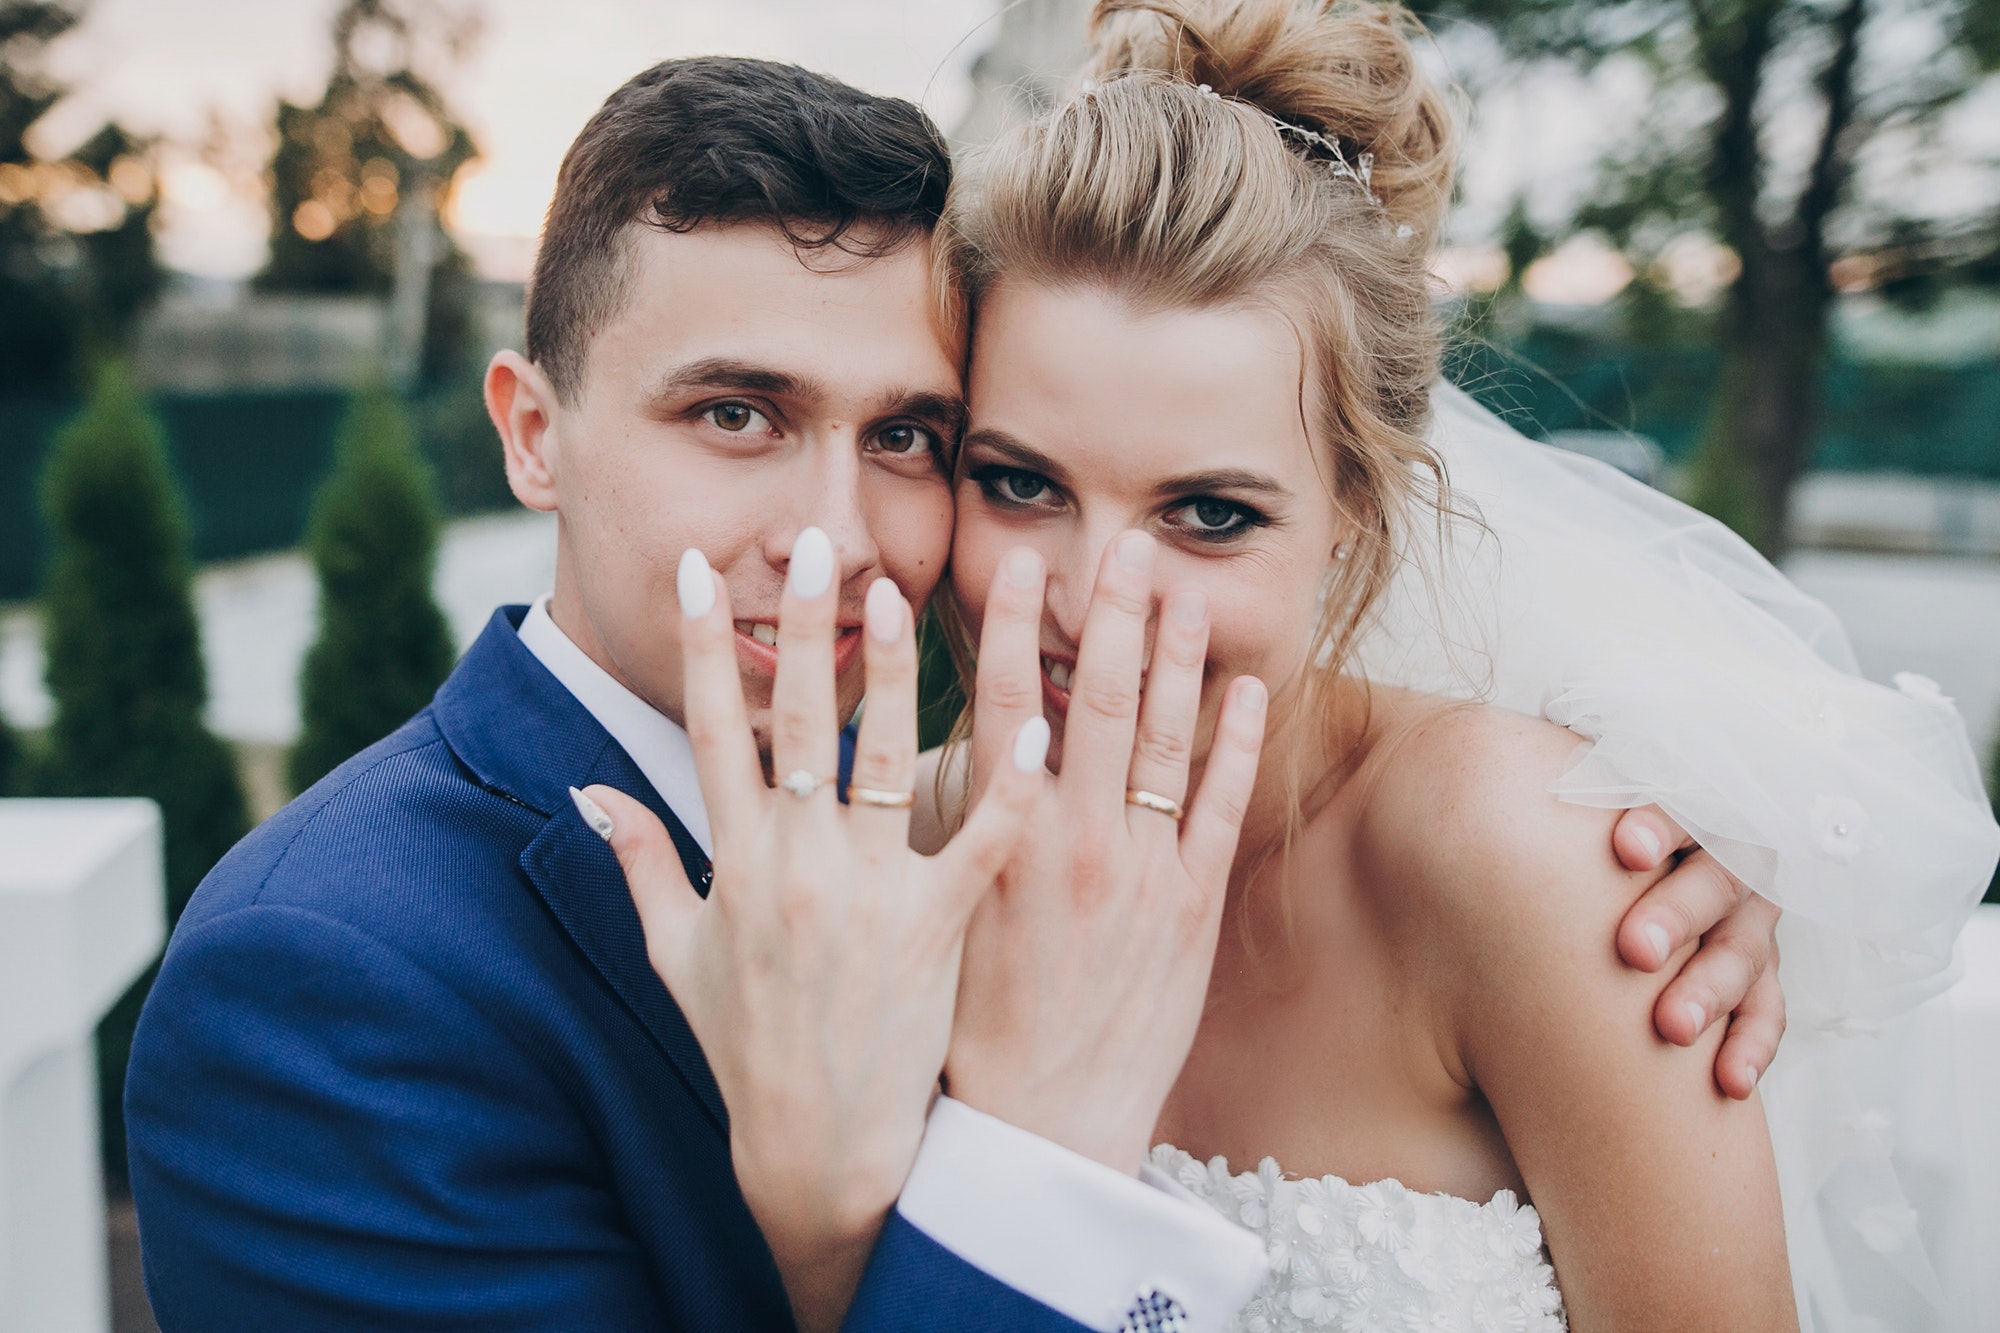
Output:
top-left (495, 221), bottom-right (961, 750)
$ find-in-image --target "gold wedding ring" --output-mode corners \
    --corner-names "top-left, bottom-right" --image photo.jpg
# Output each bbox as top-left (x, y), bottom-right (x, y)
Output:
top-left (848, 786), bottom-right (917, 810)
top-left (1125, 788), bottom-right (1185, 822)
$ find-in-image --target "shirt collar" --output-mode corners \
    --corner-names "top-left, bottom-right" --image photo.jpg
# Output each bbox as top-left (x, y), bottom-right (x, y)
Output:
top-left (516, 595), bottom-right (713, 857)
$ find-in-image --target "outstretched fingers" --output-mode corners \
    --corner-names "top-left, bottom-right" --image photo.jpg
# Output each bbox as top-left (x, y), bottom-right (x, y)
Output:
top-left (677, 549), bottom-right (765, 848)
top-left (577, 783), bottom-right (700, 991)
top-left (849, 577), bottom-right (919, 843)
top-left (935, 718), bottom-right (1051, 922)
top-left (1124, 583), bottom-right (1209, 820)
top-left (969, 548), bottom-right (1048, 798)
top-left (1178, 675), bottom-right (1268, 890)
top-left (769, 527), bottom-right (842, 802)
top-left (1059, 531), bottom-right (1156, 809)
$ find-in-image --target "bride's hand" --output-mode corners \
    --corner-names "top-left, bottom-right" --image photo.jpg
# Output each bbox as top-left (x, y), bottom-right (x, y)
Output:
top-left (1610, 806), bottom-right (1784, 1099)
top-left (580, 528), bottom-right (1044, 1332)
top-left (945, 532), bottom-right (1268, 1175)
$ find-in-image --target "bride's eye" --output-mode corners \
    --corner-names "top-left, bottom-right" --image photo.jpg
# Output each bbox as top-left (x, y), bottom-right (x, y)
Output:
top-left (1167, 496), bottom-right (1259, 540)
top-left (970, 465), bottom-right (1059, 508)
top-left (703, 402), bottom-right (772, 434)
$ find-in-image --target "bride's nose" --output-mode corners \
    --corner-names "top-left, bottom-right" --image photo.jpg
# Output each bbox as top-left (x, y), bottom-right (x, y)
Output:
top-left (1044, 523), bottom-right (1144, 648)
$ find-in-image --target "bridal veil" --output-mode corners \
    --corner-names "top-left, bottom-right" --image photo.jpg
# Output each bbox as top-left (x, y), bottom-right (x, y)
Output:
top-left (1355, 379), bottom-right (2000, 1332)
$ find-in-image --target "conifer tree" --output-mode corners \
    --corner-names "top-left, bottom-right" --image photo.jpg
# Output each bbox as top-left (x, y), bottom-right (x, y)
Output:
top-left (288, 386), bottom-right (455, 793)
top-left (37, 362), bottom-right (248, 1181)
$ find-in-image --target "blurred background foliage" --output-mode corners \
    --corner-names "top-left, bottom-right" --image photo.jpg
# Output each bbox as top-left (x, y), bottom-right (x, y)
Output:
top-left (1427, 0), bottom-right (2000, 552)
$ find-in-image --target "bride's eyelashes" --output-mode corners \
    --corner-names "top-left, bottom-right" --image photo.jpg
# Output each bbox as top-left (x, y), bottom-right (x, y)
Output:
top-left (969, 463), bottom-right (1061, 510)
top-left (1162, 496), bottom-right (1268, 544)
top-left (968, 464), bottom-right (1273, 546)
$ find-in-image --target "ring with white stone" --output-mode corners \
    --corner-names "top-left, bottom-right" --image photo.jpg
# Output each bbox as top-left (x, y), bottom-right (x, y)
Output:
top-left (778, 769), bottom-right (836, 800)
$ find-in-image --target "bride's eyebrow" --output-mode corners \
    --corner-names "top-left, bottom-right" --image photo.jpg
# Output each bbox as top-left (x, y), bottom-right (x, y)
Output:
top-left (1150, 468), bottom-right (1288, 501)
top-left (960, 428), bottom-right (1071, 485)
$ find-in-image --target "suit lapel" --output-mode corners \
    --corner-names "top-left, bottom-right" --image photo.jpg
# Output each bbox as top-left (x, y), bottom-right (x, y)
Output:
top-left (435, 607), bottom-right (727, 1135)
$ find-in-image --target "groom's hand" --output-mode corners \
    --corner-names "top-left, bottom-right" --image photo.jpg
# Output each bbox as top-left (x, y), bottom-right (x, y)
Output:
top-left (583, 528), bottom-right (1044, 1333)
top-left (946, 533), bottom-right (1268, 1175)
top-left (1610, 806), bottom-right (1784, 1100)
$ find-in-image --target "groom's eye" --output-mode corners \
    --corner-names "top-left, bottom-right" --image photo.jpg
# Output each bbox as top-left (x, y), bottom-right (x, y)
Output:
top-left (704, 402), bottom-right (771, 434)
top-left (872, 424), bottom-right (938, 456)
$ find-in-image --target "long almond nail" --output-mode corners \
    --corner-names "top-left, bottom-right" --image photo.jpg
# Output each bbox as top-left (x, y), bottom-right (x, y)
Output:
top-left (678, 549), bottom-right (714, 620)
top-left (789, 527), bottom-right (834, 599)
top-left (1003, 547), bottom-right (1041, 587)
top-left (865, 577), bottom-right (903, 644)
top-left (1013, 716), bottom-right (1051, 772)
top-left (570, 786), bottom-right (615, 841)
top-left (1114, 530), bottom-right (1154, 573)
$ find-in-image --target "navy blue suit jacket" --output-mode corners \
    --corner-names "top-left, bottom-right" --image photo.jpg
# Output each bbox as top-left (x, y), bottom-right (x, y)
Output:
top-left (126, 606), bottom-right (1084, 1331)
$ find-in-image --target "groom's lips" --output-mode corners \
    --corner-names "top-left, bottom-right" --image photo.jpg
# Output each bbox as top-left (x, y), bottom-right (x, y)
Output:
top-left (732, 620), bottom-right (863, 679)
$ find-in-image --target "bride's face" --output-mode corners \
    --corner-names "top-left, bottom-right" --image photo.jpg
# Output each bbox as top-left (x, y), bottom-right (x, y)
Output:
top-left (953, 281), bottom-right (1342, 772)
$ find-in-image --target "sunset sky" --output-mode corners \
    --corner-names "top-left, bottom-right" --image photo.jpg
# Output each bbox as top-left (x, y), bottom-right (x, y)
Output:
top-left (27, 0), bottom-right (1903, 303)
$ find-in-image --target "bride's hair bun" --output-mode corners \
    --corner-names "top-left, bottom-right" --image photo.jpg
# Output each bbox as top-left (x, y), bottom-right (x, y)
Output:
top-left (1083, 0), bottom-right (1456, 246)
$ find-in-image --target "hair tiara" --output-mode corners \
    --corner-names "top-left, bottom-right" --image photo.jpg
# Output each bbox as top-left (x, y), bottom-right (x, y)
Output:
top-left (1076, 74), bottom-right (1389, 216)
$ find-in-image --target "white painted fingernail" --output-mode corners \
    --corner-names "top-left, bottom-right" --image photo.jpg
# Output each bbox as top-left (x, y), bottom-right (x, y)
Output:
top-left (1683, 1000), bottom-right (1706, 1037)
top-left (1630, 823), bottom-right (1664, 864)
top-left (677, 549), bottom-right (714, 620)
top-left (1643, 922), bottom-right (1672, 966)
top-left (789, 527), bottom-right (833, 599)
top-left (569, 786), bottom-right (615, 841)
top-left (1003, 547), bottom-right (1040, 587)
top-left (1114, 530), bottom-right (1154, 573)
top-left (1013, 716), bottom-right (1051, 772)
top-left (1744, 1063), bottom-right (1761, 1091)
top-left (1172, 586), bottom-right (1207, 626)
top-left (865, 577), bottom-right (903, 644)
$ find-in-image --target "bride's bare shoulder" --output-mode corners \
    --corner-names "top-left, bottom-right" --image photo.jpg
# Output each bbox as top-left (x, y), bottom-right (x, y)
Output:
top-left (1351, 692), bottom-right (1654, 941)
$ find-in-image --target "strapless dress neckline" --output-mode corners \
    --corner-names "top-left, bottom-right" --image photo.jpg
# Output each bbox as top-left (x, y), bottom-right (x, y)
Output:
top-left (1149, 1144), bottom-right (1567, 1332)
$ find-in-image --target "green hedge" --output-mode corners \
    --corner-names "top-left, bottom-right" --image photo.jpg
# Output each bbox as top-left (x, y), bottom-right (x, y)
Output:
top-left (0, 382), bottom-right (508, 600)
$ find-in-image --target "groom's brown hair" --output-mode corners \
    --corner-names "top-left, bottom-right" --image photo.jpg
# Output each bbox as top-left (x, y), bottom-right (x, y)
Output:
top-left (526, 56), bottom-right (954, 402)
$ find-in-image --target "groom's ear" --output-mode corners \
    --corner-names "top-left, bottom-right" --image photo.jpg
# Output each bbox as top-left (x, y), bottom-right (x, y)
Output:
top-left (487, 350), bottom-right (562, 513)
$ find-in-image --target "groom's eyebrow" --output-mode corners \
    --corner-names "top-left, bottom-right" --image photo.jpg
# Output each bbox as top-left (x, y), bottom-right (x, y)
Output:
top-left (643, 357), bottom-right (817, 408)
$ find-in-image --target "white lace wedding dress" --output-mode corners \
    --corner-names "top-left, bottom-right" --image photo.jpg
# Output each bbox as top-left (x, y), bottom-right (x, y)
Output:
top-left (1151, 1146), bottom-right (1566, 1332)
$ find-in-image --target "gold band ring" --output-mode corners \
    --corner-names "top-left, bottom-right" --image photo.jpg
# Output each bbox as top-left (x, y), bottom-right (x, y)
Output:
top-left (1125, 788), bottom-right (1185, 822)
top-left (848, 785), bottom-right (917, 810)
top-left (777, 770), bottom-right (837, 800)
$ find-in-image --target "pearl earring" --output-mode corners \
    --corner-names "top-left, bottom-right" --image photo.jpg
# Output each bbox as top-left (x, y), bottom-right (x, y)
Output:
top-left (1333, 543), bottom-right (1352, 562)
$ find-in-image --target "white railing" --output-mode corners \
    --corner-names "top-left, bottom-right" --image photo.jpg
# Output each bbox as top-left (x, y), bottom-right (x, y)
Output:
top-left (0, 800), bottom-right (163, 1333)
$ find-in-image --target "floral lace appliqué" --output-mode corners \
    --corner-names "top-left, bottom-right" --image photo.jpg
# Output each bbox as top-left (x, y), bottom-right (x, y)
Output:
top-left (1152, 1145), bottom-right (1568, 1333)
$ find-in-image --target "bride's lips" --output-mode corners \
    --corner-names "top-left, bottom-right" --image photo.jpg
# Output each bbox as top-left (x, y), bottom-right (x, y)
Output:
top-left (1041, 654), bottom-right (1074, 720)
top-left (733, 619), bottom-right (864, 679)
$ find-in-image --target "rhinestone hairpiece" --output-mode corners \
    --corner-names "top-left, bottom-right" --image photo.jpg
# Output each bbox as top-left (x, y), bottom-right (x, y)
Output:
top-left (1194, 81), bottom-right (1380, 206)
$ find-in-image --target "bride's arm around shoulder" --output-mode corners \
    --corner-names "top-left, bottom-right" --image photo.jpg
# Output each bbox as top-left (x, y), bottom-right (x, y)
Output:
top-left (1356, 702), bottom-right (1799, 1333)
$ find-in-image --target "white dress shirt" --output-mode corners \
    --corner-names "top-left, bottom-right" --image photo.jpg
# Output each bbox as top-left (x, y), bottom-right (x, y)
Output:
top-left (517, 595), bottom-right (1266, 1331)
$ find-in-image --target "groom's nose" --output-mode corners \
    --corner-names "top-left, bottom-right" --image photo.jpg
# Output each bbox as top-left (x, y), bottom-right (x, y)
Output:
top-left (763, 435), bottom-right (881, 590)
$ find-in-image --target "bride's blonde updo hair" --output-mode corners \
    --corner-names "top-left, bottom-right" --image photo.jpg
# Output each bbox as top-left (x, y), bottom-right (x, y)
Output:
top-left (938, 0), bottom-right (1461, 824)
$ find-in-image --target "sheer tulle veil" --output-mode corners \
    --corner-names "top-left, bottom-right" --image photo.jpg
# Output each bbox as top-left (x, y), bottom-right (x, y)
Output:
top-left (1355, 380), bottom-right (2000, 1331)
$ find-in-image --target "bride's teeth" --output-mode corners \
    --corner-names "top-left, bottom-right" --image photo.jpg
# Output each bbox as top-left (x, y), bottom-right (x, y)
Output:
top-left (1045, 659), bottom-right (1073, 691)
top-left (737, 622), bottom-right (778, 648)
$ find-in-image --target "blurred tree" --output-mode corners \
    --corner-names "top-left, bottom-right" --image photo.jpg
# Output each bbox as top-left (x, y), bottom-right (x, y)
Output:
top-left (1429, 0), bottom-right (2000, 553)
top-left (0, 2), bottom-right (164, 391)
top-left (256, 0), bottom-right (483, 389)
top-left (36, 362), bottom-right (249, 1180)
top-left (289, 386), bottom-right (455, 794)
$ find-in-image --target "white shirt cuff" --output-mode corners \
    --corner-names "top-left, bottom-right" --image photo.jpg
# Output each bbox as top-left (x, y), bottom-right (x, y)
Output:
top-left (895, 1096), bottom-right (1267, 1332)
